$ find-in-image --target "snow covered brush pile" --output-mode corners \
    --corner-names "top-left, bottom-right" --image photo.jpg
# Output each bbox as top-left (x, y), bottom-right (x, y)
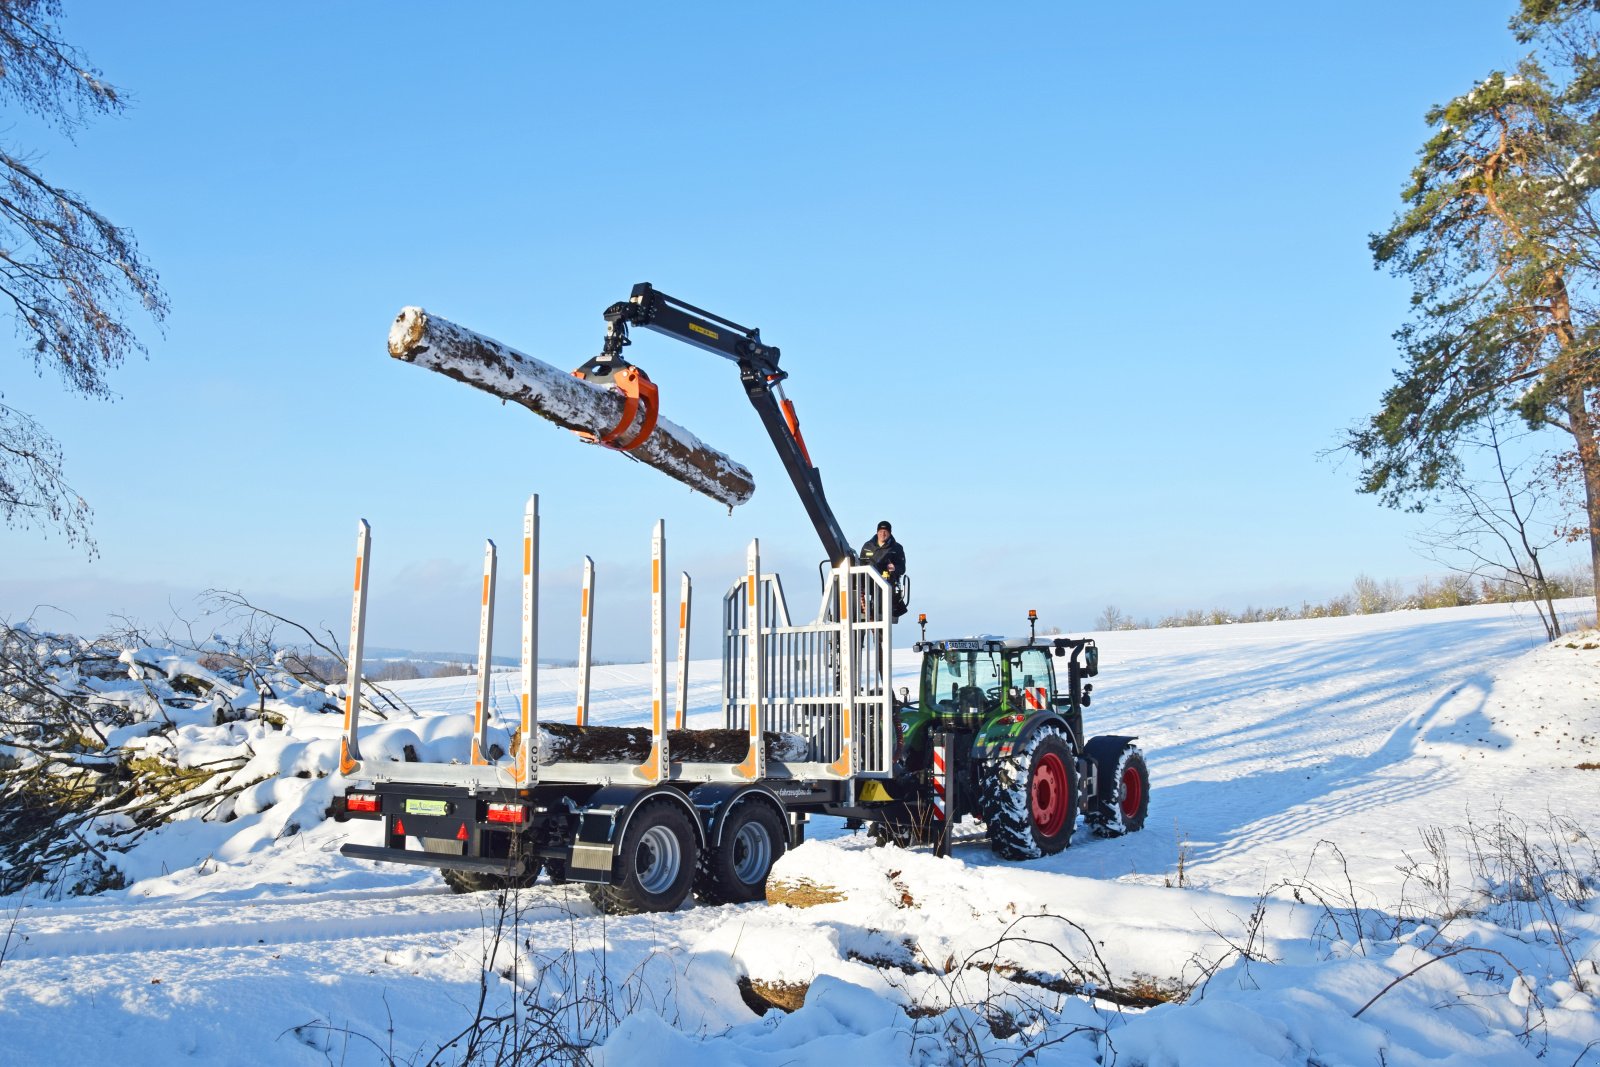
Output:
top-left (0, 617), bottom-right (399, 898)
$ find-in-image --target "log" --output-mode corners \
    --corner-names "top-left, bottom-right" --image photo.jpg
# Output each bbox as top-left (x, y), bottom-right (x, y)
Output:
top-left (388, 307), bottom-right (756, 507)
top-left (765, 874), bottom-right (846, 908)
top-left (528, 722), bottom-right (809, 765)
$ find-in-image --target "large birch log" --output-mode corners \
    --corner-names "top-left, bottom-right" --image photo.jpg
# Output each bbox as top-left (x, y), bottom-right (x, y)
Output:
top-left (388, 307), bottom-right (756, 508)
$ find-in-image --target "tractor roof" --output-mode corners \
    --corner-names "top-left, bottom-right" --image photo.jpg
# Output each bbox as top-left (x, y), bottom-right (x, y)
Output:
top-left (913, 636), bottom-right (1096, 655)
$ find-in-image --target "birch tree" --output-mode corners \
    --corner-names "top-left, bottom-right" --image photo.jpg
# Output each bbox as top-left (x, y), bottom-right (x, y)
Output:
top-left (0, 0), bottom-right (168, 552)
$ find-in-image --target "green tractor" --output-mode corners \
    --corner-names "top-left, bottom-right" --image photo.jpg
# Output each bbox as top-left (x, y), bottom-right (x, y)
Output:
top-left (856, 612), bottom-right (1149, 858)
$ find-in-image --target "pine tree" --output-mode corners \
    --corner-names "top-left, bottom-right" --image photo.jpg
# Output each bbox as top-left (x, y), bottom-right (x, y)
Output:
top-left (1351, 1), bottom-right (1600, 619)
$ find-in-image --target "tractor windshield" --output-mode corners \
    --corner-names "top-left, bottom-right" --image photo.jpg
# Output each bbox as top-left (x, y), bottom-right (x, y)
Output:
top-left (925, 649), bottom-right (1003, 710)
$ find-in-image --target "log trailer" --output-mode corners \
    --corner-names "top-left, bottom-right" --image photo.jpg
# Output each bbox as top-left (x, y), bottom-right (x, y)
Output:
top-left (336, 286), bottom-right (1149, 913)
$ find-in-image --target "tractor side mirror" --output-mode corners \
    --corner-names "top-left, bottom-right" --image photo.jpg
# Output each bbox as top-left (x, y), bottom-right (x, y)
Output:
top-left (897, 686), bottom-right (910, 704)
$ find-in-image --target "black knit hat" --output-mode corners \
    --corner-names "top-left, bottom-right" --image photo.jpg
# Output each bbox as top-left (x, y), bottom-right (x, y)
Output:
top-left (877, 520), bottom-right (892, 532)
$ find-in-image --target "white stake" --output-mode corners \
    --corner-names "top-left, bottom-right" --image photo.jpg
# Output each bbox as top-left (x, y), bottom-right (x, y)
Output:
top-left (674, 572), bottom-right (691, 729)
top-left (832, 561), bottom-right (855, 778)
top-left (518, 495), bottom-right (538, 787)
top-left (736, 539), bottom-right (765, 781)
top-left (471, 539), bottom-right (497, 765)
top-left (339, 519), bottom-right (371, 776)
top-left (636, 520), bottom-right (668, 782)
top-left (576, 556), bottom-right (594, 726)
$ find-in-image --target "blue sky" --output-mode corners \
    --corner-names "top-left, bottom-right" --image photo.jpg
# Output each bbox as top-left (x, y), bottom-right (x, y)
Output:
top-left (0, 2), bottom-right (1577, 660)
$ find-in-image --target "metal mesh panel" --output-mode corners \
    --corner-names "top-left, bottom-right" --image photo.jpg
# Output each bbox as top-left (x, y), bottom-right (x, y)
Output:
top-left (722, 561), bottom-right (894, 777)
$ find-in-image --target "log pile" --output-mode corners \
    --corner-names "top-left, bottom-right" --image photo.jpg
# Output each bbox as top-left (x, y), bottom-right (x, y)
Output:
top-left (526, 722), bottom-right (810, 765)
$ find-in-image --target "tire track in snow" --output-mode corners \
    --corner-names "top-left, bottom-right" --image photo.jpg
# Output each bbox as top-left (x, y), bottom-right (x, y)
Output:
top-left (4, 889), bottom-right (591, 962)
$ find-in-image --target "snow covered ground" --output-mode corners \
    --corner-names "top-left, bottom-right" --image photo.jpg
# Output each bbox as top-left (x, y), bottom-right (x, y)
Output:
top-left (1, 599), bottom-right (1596, 1065)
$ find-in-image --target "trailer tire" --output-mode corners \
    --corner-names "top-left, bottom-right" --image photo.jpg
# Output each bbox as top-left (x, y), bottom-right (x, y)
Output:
top-left (979, 727), bottom-right (1076, 859)
top-left (587, 802), bottom-right (698, 915)
top-left (441, 865), bottom-right (542, 894)
top-left (694, 802), bottom-right (785, 905)
top-left (1087, 746), bottom-right (1149, 837)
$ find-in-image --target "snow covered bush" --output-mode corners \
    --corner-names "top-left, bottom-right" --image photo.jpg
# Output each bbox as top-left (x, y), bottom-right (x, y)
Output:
top-left (0, 616), bottom-right (400, 897)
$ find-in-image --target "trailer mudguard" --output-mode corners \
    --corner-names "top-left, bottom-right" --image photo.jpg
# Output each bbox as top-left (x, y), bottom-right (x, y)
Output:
top-left (565, 784), bottom-right (706, 884)
top-left (688, 782), bottom-right (787, 849)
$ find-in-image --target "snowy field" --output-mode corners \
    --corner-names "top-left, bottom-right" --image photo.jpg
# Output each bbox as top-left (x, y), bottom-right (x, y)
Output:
top-left (1, 599), bottom-right (1597, 1065)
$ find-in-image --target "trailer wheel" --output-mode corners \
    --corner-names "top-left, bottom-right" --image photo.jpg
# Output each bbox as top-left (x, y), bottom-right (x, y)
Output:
top-left (694, 802), bottom-right (785, 905)
top-left (1087, 746), bottom-right (1149, 837)
top-left (427, 834), bottom-right (541, 894)
top-left (979, 727), bottom-right (1077, 859)
top-left (587, 802), bottom-right (698, 914)
top-left (441, 865), bottom-right (542, 894)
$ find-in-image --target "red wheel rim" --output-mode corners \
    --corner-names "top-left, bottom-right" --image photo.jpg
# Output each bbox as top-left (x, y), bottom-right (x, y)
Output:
top-left (1030, 752), bottom-right (1069, 836)
top-left (1119, 765), bottom-right (1143, 820)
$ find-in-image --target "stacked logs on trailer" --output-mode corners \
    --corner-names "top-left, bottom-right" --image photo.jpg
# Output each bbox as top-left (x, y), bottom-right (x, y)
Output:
top-left (518, 724), bottom-right (809, 766)
top-left (388, 307), bottom-right (755, 508)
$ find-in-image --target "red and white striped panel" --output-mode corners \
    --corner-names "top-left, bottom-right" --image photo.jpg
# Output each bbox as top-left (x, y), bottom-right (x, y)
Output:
top-left (1022, 686), bottom-right (1048, 711)
top-left (930, 743), bottom-right (947, 821)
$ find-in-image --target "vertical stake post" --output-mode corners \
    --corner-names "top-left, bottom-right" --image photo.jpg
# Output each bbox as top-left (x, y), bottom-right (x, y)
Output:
top-left (674, 573), bottom-right (691, 729)
top-left (471, 539), bottom-right (497, 765)
top-left (735, 539), bottom-right (766, 780)
top-left (635, 520), bottom-right (668, 782)
top-left (339, 519), bottom-right (371, 776)
top-left (517, 495), bottom-right (538, 787)
top-left (831, 561), bottom-right (855, 779)
top-left (576, 556), bottom-right (594, 726)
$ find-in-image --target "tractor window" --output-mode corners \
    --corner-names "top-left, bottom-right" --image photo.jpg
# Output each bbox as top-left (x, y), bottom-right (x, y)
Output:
top-left (1007, 649), bottom-right (1053, 703)
top-left (929, 650), bottom-right (1002, 707)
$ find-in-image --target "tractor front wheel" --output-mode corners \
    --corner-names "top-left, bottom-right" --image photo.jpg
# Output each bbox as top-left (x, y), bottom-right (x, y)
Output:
top-left (979, 727), bottom-right (1077, 859)
top-left (1087, 746), bottom-right (1150, 837)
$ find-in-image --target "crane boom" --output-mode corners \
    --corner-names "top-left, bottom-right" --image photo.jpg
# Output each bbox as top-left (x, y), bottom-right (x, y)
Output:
top-left (578, 283), bottom-right (855, 566)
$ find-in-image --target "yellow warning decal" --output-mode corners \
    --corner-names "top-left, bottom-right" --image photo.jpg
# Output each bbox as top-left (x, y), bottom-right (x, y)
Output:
top-left (688, 322), bottom-right (719, 341)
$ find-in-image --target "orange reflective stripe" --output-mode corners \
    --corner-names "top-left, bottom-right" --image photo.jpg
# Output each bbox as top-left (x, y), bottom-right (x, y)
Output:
top-left (829, 707), bottom-right (853, 776)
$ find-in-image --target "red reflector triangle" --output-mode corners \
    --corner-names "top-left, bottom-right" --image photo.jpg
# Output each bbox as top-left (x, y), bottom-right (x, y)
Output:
top-left (394, 818), bottom-right (406, 836)
top-left (456, 822), bottom-right (469, 841)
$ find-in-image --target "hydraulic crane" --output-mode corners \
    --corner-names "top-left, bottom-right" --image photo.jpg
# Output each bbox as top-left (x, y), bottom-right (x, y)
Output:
top-left (573, 283), bottom-right (856, 570)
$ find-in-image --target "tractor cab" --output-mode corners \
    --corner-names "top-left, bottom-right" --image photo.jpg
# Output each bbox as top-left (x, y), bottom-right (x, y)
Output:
top-left (893, 611), bottom-right (1099, 777)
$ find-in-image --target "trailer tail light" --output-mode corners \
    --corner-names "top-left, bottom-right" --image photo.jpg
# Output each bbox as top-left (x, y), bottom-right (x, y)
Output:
top-left (486, 803), bottom-right (525, 825)
top-left (344, 793), bottom-right (380, 814)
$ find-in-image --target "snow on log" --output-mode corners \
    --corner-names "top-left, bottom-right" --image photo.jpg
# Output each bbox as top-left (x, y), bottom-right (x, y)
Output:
top-left (388, 307), bottom-right (756, 508)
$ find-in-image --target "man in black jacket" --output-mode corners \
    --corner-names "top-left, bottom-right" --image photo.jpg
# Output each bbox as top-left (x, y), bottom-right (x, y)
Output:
top-left (859, 520), bottom-right (908, 619)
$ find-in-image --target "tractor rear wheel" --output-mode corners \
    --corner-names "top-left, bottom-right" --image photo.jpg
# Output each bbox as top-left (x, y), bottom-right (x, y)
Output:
top-left (979, 727), bottom-right (1077, 859)
top-left (586, 802), bottom-right (699, 914)
top-left (1087, 746), bottom-right (1149, 837)
top-left (694, 802), bottom-right (786, 904)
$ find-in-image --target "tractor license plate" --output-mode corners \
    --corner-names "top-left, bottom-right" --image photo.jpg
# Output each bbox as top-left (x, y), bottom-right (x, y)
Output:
top-left (404, 799), bottom-right (449, 817)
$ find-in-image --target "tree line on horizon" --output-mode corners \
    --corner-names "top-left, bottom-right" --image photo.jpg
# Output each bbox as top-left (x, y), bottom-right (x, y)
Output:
top-left (1095, 567), bottom-right (1593, 635)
